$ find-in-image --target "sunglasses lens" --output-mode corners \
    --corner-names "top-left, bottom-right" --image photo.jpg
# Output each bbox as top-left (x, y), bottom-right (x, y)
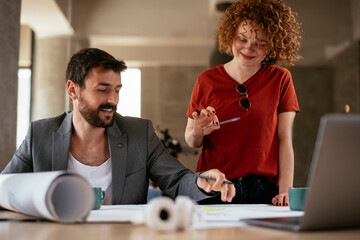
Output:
top-left (239, 98), bottom-right (251, 110)
top-left (236, 84), bottom-right (247, 94)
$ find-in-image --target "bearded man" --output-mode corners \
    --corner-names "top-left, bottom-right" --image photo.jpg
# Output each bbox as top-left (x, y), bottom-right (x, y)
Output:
top-left (2, 48), bottom-right (235, 204)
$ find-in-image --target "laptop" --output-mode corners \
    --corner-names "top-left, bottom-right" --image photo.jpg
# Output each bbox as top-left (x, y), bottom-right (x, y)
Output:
top-left (244, 114), bottom-right (360, 231)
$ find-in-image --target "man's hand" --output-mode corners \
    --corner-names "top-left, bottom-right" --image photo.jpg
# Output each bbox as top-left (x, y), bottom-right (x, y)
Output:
top-left (196, 169), bottom-right (235, 203)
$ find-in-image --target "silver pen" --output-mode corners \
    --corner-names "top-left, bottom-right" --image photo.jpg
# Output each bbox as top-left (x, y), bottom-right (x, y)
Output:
top-left (202, 117), bottom-right (241, 129)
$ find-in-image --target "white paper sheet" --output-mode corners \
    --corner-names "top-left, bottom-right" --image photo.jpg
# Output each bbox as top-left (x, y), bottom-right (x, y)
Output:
top-left (193, 204), bottom-right (304, 229)
top-left (196, 204), bottom-right (304, 221)
top-left (86, 205), bottom-right (146, 222)
top-left (0, 171), bottom-right (94, 222)
top-left (86, 203), bottom-right (304, 229)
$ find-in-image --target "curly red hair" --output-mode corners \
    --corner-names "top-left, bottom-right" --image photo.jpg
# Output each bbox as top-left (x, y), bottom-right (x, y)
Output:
top-left (217, 0), bottom-right (302, 66)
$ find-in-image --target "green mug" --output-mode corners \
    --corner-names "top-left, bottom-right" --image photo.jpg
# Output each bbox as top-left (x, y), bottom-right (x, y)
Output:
top-left (93, 187), bottom-right (105, 210)
top-left (289, 187), bottom-right (309, 211)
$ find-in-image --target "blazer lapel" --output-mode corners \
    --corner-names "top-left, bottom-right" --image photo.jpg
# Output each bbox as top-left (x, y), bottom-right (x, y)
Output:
top-left (107, 121), bottom-right (128, 204)
top-left (52, 112), bottom-right (73, 170)
top-left (50, 112), bottom-right (128, 204)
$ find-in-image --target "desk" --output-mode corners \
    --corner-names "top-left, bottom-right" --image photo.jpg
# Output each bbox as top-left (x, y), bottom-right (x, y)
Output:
top-left (1, 211), bottom-right (359, 240)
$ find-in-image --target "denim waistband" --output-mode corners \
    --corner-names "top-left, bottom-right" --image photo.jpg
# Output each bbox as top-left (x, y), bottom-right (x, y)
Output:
top-left (230, 174), bottom-right (270, 183)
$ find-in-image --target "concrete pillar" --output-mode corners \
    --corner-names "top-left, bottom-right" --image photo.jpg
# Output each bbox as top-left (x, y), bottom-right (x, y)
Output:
top-left (32, 37), bottom-right (89, 120)
top-left (0, 0), bottom-right (21, 171)
top-left (32, 37), bottom-right (69, 120)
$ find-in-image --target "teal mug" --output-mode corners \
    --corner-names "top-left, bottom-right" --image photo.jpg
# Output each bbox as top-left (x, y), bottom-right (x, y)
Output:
top-left (289, 187), bottom-right (309, 211)
top-left (93, 187), bottom-right (105, 210)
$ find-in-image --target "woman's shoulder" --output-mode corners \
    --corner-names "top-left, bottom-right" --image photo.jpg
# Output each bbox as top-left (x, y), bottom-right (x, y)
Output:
top-left (197, 65), bottom-right (228, 86)
top-left (263, 64), bottom-right (291, 75)
top-left (198, 65), bottom-right (225, 78)
top-left (261, 65), bottom-right (292, 82)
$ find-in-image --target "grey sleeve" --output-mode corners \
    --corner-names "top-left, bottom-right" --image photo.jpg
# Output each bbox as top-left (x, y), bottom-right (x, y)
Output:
top-left (2, 123), bottom-right (33, 173)
top-left (145, 120), bottom-right (213, 202)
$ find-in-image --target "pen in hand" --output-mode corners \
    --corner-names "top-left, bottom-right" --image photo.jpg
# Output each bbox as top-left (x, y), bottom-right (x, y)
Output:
top-left (198, 175), bottom-right (233, 184)
top-left (202, 117), bottom-right (241, 129)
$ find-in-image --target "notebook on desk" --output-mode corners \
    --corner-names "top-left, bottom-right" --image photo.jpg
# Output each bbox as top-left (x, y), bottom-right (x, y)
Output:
top-left (245, 114), bottom-right (360, 231)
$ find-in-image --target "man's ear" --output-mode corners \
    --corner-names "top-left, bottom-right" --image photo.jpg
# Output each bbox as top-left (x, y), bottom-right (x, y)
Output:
top-left (67, 80), bottom-right (79, 100)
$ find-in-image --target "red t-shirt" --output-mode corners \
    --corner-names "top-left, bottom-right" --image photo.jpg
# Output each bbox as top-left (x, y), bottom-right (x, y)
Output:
top-left (186, 64), bottom-right (300, 182)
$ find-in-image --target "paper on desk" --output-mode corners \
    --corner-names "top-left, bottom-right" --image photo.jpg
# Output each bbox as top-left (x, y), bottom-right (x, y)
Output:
top-left (85, 203), bottom-right (304, 229)
top-left (86, 205), bottom-right (146, 223)
top-left (0, 171), bottom-right (94, 222)
top-left (196, 204), bottom-right (304, 221)
top-left (193, 204), bottom-right (304, 229)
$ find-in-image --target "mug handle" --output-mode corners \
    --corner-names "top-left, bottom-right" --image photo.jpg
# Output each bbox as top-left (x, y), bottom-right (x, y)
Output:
top-left (101, 190), bottom-right (106, 201)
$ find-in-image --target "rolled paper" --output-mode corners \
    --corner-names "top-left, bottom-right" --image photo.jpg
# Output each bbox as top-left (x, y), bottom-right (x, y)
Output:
top-left (0, 171), bottom-right (94, 223)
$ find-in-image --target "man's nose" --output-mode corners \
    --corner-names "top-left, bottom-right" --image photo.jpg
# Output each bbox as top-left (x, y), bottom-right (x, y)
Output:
top-left (107, 91), bottom-right (119, 105)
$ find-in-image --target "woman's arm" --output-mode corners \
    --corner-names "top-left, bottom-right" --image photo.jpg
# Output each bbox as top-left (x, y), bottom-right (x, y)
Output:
top-left (272, 111), bottom-right (296, 206)
top-left (185, 117), bottom-right (204, 148)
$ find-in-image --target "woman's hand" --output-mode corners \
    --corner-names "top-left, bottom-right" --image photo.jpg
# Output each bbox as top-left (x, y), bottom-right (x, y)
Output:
top-left (196, 169), bottom-right (235, 203)
top-left (185, 106), bottom-right (220, 148)
top-left (272, 192), bottom-right (289, 206)
top-left (191, 106), bottom-right (220, 137)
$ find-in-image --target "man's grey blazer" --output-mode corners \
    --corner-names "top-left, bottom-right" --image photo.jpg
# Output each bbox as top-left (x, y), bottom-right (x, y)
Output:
top-left (2, 112), bottom-right (211, 204)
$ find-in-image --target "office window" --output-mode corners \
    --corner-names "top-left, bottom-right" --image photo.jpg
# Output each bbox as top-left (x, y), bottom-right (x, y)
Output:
top-left (117, 68), bottom-right (141, 117)
top-left (16, 68), bottom-right (32, 148)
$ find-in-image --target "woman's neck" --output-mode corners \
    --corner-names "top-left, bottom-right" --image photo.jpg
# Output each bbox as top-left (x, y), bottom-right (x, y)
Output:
top-left (224, 60), bottom-right (262, 84)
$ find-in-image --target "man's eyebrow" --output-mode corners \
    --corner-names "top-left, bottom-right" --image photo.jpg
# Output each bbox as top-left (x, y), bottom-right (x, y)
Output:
top-left (97, 83), bottom-right (122, 88)
top-left (98, 83), bottom-right (111, 87)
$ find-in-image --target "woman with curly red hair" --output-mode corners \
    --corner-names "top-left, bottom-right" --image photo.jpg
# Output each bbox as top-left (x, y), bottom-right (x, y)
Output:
top-left (185, 0), bottom-right (302, 206)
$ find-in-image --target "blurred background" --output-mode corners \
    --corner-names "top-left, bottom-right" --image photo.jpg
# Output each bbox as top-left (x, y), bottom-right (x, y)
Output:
top-left (1, 0), bottom-right (359, 186)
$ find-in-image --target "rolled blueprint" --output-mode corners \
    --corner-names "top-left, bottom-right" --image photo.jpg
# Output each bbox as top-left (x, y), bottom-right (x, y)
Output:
top-left (0, 171), bottom-right (94, 222)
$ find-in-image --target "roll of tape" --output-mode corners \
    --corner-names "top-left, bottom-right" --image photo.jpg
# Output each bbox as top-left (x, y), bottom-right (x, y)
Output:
top-left (175, 196), bottom-right (195, 230)
top-left (145, 197), bottom-right (177, 232)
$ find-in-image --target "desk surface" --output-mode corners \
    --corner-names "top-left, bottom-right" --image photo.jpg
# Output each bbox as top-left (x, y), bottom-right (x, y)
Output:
top-left (1, 214), bottom-right (359, 240)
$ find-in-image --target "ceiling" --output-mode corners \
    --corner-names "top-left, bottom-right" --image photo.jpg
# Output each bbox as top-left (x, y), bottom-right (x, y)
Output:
top-left (20, 0), bottom-right (359, 67)
top-left (21, 0), bottom-right (73, 38)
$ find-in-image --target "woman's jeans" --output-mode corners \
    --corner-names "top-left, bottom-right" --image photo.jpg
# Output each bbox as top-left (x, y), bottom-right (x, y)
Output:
top-left (198, 175), bottom-right (278, 204)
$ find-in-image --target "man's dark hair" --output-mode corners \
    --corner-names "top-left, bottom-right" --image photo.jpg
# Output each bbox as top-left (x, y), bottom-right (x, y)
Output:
top-left (66, 48), bottom-right (127, 88)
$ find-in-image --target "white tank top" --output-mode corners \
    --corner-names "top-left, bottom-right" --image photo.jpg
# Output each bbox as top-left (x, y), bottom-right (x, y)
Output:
top-left (67, 153), bottom-right (112, 205)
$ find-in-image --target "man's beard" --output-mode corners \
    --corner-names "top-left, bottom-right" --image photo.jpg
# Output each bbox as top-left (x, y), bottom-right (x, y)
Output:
top-left (78, 96), bottom-right (117, 128)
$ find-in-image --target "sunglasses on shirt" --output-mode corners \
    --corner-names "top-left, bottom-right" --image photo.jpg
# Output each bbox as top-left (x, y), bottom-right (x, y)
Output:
top-left (236, 84), bottom-right (251, 111)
